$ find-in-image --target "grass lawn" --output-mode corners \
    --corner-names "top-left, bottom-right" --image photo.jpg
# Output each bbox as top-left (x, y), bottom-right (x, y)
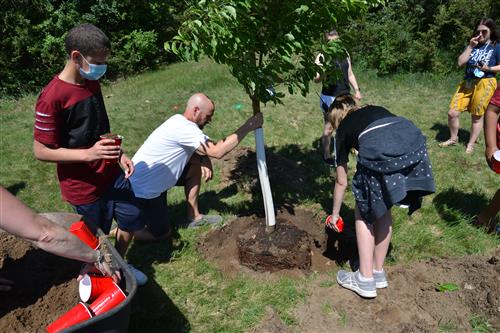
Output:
top-left (1, 58), bottom-right (498, 332)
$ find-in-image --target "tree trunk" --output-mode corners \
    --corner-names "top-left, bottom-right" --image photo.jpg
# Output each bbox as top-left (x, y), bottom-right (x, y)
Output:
top-left (252, 97), bottom-right (276, 233)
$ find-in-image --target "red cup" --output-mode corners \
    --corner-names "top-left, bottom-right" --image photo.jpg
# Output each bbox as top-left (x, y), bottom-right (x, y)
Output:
top-left (100, 133), bottom-right (123, 164)
top-left (46, 302), bottom-right (93, 333)
top-left (492, 150), bottom-right (500, 174)
top-left (325, 215), bottom-right (344, 232)
top-left (69, 221), bottom-right (99, 250)
top-left (89, 281), bottom-right (126, 316)
top-left (79, 274), bottom-right (114, 303)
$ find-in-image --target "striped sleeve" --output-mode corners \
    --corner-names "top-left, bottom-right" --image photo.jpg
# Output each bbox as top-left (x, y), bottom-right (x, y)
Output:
top-left (34, 99), bottom-right (59, 146)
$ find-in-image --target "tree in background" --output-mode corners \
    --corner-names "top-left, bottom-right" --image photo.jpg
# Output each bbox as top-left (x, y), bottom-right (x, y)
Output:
top-left (166, 0), bottom-right (382, 231)
top-left (1, 0), bottom-right (186, 97)
top-left (342, 0), bottom-right (497, 75)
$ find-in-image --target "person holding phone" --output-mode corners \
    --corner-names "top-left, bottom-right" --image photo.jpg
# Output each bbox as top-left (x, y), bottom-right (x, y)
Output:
top-left (440, 18), bottom-right (500, 154)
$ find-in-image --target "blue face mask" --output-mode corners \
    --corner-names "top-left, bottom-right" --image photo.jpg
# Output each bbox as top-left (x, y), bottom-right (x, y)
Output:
top-left (79, 55), bottom-right (107, 80)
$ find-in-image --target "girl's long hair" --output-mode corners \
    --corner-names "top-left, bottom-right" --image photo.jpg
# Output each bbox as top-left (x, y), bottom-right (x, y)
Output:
top-left (327, 94), bottom-right (360, 130)
top-left (472, 18), bottom-right (498, 43)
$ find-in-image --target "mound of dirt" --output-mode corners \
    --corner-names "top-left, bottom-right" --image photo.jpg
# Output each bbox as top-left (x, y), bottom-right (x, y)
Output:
top-left (199, 209), bottom-right (499, 332)
top-left (198, 209), bottom-right (350, 280)
top-left (295, 249), bottom-right (500, 332)
top-left (238, 218), bottom-right (312, 272)
top-left (0, 232), bottom-right (81, 332)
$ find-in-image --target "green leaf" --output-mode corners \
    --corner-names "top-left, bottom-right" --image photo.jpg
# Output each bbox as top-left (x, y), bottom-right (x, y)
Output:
top-left (436, 283), bottom-right (459, 292)
top-left (211, 38), bottom-right (218, 52)
top-left (281, 55), bottom-right (293, 65)
top-left (224, 5), bottom-right (237, 19)
top-left (295, 5), bottom-right (309, 14)
top-left (284, 33), bottom-right (294, 41)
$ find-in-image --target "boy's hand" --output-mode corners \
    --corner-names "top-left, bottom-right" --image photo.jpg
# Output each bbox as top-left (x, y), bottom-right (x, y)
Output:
top-left (119, 153), bottom-right (134, 178)
top-left (88, 139), bottom-right (121, 162)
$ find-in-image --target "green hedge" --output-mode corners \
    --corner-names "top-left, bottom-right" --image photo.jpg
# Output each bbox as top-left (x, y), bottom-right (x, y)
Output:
top-left (1, 0), bottom-right (186, 97)
top-left (342, 0), bottom-right (498, 75)
top-left (2, 0), bottom-right (498, 97)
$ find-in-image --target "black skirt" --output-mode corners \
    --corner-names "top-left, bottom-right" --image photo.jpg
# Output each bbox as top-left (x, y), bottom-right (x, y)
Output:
top-left (352, 117), bottom-right (435, 223)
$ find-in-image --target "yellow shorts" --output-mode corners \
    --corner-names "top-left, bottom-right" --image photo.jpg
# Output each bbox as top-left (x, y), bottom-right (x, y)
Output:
top-left (449, 77), bottom-right (497, 116)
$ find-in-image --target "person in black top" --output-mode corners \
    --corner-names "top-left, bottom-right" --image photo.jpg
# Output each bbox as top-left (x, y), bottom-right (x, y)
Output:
top-left (314, 29), bottom-right (362, 166)
top-left (325, 95), bottom-right (435, 298)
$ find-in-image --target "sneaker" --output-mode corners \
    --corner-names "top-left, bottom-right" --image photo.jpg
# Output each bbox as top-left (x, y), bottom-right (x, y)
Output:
top-left (127, 264), bottom-right (148, 286)
top-left (373, 270), bottom-right (388, 289)
top-left (188, 214), bottom-right (223, 228)
top-left (395, 203), bottom-right (409, 209)
top-left (337, 270), bottom-right (377, 298)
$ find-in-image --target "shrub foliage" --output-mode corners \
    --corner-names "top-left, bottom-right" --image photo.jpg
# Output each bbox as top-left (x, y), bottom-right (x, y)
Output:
top-left (1, 0), bottom-right (186, 96)
top-left (1, 0), bottom-right (498, 97)
top-left (342, 0), bottom-right (498, 75)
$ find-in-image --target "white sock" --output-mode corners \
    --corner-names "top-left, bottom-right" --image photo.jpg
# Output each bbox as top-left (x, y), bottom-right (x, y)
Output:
top-left (357, 271), bottom-right (374, 281)
top-left (373, 269), bottom-right (384, 274)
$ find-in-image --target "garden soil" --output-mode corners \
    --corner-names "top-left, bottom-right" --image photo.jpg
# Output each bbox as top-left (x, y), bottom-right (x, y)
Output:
top-left (201, 211), bottom-right (499, 333)
top-left (203, 148), bottom-right (500, 333)
top-left (0, 232), bottom-right (81, 332)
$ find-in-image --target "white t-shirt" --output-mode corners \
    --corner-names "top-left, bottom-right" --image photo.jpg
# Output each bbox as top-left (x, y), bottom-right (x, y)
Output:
top-left (130, 114), bottom-right (209, 199)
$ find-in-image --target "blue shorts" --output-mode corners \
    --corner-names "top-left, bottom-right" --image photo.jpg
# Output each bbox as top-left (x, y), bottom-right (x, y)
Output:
top-left (319, 93), bottom-right (336, 113)
top-left (74, 172), bottom-right (169, 237)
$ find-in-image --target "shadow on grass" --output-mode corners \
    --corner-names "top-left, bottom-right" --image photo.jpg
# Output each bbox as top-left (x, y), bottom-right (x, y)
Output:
top-left (214, 142), bottom-right (337, 216)
top-left (430, 122), bottom-right (470, 144)
top-left (127, 277), bottom-right (190, 333)
top-left (433, 187), bottom-right (490, 226)
top-left (6, 182), bottom-right (26, 195)
top-left (126, 239), bottom-right (190, 332)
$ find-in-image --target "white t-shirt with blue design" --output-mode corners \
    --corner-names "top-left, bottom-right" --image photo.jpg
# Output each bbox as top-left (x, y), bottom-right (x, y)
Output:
top-left (465, 42), bottom-right (500, 79)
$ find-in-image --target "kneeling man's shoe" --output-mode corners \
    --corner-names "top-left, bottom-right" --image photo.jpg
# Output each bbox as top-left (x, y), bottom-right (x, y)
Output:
top-left (188, 215), bottom-right (223, 228)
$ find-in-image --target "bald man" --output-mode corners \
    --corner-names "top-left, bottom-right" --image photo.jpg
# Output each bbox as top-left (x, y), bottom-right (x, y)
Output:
top-left (113, 93), bottom-right (263, 255)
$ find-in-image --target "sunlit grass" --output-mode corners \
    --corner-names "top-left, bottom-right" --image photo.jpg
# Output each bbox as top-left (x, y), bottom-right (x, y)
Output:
top-left (1, 58), bottom-right (498, 332)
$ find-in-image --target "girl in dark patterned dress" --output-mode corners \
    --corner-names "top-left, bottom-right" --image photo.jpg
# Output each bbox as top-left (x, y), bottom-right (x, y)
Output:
top-left (326, 95), bottom-right (435, 298)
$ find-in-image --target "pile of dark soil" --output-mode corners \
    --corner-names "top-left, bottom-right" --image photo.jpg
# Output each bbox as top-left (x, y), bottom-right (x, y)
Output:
top-left (0, 232), bottom-right (80, 332)
top-left (198, 209), bottom-right (341, 279)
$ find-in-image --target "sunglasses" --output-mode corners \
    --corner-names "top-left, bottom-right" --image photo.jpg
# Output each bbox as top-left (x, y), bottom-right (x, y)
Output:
top-left (476, 29), bottom-right (489, 34)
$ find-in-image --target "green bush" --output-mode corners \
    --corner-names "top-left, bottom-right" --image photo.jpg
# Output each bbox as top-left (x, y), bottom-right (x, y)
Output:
top-left (342, 0), bottom-right (497, 75)
top-left (1, 0), bottom-right (186, 97)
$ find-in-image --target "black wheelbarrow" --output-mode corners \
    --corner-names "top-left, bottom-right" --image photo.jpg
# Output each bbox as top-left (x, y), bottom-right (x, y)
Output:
top-left (40, 213), bottom-right (137, 333)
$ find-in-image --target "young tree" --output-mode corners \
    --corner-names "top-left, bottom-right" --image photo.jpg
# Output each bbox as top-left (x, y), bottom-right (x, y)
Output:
top-left (166, 0), bottom-right (381, 232)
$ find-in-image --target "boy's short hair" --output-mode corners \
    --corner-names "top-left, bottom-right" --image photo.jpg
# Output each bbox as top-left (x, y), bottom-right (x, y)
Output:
top-left (65, 24), bottom-right (110, 57)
